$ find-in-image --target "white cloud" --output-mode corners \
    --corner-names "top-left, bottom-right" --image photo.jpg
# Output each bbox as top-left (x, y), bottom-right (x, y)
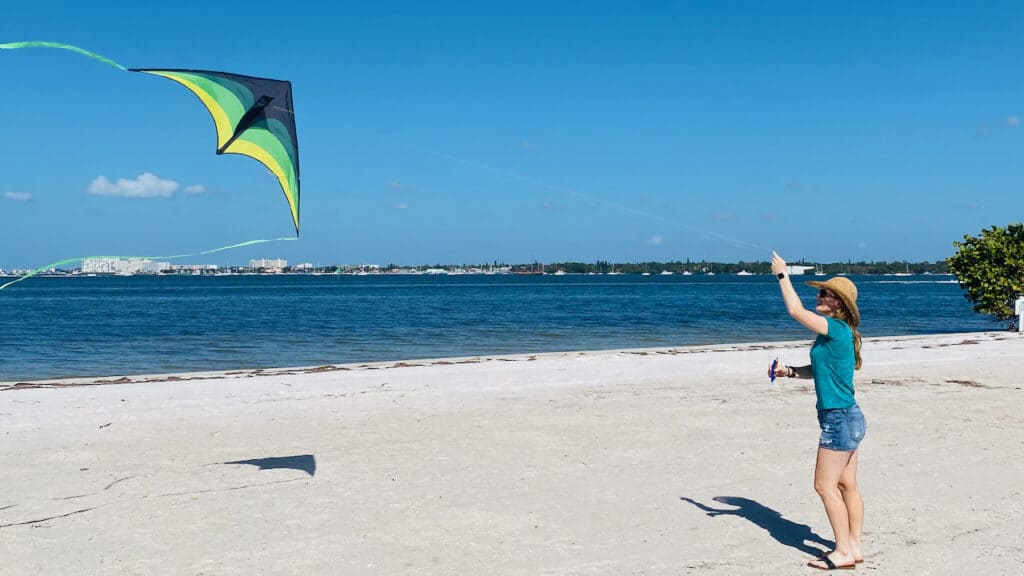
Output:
top-left (1008, 116), bottom-right (1020, 127)
top-left (646, 235), bottom-right (664, 246)
top-left (394, 202), bottom-right (408, 209)
top-left (184, 184), bottom-right (207, 195)
top-left (4, 191), bottom-right (32, 202)
top-left (88, 173), bottom-right (179, 198)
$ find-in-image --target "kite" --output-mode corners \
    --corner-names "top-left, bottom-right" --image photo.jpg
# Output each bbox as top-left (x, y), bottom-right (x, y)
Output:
top-left (1, 41), bottom-right (301, 235)
top-left (133, 69), bottom-right (300, 234)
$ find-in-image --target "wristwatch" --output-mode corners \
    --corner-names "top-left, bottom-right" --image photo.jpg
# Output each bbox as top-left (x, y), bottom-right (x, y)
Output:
top-left (776, 272), bottom-right (785, 279)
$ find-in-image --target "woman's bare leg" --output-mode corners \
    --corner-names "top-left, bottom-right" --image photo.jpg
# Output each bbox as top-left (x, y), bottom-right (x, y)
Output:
top-left (838, 451), bottom-right (863, 561)
top-left (809, 447), bottom-right (858, 569)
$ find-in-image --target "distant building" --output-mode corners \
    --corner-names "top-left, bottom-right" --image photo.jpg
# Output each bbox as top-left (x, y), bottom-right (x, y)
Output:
top-left (171, 264), bottom-right (218, 275)
top-left (124, 259), bottom-right (168, 274)
top-left (250, 258), bottom-right (286, 272)
top-left (786, 265), bottom-right (816, 275)
top-left (82, 258), bottom-right (120, 274)
top-left (82, 258), bottom-right (168, 274)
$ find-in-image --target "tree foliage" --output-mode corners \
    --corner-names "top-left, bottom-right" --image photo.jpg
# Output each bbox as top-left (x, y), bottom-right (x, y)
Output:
top-left (947, 223), bottom-right (1024, 330)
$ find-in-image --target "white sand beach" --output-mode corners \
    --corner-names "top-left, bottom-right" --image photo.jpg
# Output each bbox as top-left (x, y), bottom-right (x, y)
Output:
top-left (1, 331), bottom-right (1022, 575)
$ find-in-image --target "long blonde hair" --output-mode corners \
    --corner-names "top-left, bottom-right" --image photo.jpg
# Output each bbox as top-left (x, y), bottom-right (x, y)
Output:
top-left (830, 305), bottom-right (862, 370)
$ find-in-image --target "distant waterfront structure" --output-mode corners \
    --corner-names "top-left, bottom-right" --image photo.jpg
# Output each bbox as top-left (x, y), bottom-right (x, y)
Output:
top-left (81, 258), bottom-right (118, 274)
top-left (172, 264), bottom-right (218, 275)
top-left (786, 265), bottom-right (816, 275)
top-left (82, 258), bottom-right (169, 275)
top-left (249, 258), bottom-right (287, 272)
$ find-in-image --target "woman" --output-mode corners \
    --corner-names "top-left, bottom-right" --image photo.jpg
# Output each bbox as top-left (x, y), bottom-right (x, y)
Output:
top-left (770, 251), bottom-right (866, 571)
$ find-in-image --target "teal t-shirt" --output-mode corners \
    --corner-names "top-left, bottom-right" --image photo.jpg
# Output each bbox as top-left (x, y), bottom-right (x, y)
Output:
top-left (810, 316), bottom-right (856, 410)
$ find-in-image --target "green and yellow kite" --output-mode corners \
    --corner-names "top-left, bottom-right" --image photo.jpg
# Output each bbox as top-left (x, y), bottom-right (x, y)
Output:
top-left (1, 41), bottom-right (301, 235)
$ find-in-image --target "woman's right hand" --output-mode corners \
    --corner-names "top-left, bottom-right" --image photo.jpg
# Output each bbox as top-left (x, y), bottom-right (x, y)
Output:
top-left (771, 251), bottom-right (787, 276)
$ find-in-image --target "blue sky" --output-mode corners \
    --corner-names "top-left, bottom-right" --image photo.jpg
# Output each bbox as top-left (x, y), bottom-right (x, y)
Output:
top-left (2, 1), bottom-right (1021, 268)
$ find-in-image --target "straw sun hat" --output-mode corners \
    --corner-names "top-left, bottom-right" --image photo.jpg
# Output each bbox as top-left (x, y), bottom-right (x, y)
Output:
top-left (805, 276), bottom-right (859, 326)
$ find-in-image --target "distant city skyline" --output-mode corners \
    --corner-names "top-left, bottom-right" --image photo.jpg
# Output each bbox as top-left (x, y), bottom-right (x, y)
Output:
top-left (0, 255), bottom-right (952, 277)
top-left (3, 2), bottom-right (1021, 269)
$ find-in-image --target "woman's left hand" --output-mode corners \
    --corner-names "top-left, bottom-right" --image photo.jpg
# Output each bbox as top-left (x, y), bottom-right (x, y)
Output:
top-left (771, 251), bottom-right (787, 276)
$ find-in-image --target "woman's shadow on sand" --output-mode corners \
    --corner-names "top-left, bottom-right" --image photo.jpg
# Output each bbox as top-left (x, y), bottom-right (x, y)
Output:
top-left (680, 496), bottom-right (832, 556)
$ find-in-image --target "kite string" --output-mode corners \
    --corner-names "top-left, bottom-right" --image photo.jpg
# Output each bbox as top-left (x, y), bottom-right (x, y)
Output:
top-left (0, 238), bottom-right (296, 291)
top-left (305, 115), bottom-right (766, 253)
top-left (269, 105), bottom-right (764, 252)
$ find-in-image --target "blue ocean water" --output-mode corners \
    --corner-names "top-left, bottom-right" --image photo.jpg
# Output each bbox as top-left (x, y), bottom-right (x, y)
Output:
top-left (0, 274), bottom-right (1003, 381)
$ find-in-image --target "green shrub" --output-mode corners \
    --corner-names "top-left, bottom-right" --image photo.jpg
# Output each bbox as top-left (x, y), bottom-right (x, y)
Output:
top-left (947, 223), bottom-right (1024, 330)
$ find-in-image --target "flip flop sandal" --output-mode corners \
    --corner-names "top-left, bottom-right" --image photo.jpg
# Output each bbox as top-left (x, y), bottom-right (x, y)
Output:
top-left (808, 555), bottom-right (857, 570)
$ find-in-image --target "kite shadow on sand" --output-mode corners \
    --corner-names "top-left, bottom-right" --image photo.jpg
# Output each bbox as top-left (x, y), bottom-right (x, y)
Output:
top-left (680, 496), bottom-right (832, 556)
top-left (222, 454), bottom-right (316, 477)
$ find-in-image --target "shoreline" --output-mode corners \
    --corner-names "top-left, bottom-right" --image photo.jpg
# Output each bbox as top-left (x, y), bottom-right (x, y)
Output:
top-left (4, 274), bottom-right (1001, 385)
top-left (1, 330), bottom-right (1010, 390)
top-left (2, 331), bottom-right (1022, 574)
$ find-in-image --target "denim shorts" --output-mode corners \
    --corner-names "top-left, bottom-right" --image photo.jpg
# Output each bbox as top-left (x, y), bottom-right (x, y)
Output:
top-left (817, 405), bottom-right (866, 452)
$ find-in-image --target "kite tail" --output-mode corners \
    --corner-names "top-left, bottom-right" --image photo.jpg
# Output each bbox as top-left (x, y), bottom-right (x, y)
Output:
top-left (0, 257), bottom-right (86, 290)
top-left (0, 41), bottom-right (127, 70)
top-left (0, 238), bottom-right (296, 291)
